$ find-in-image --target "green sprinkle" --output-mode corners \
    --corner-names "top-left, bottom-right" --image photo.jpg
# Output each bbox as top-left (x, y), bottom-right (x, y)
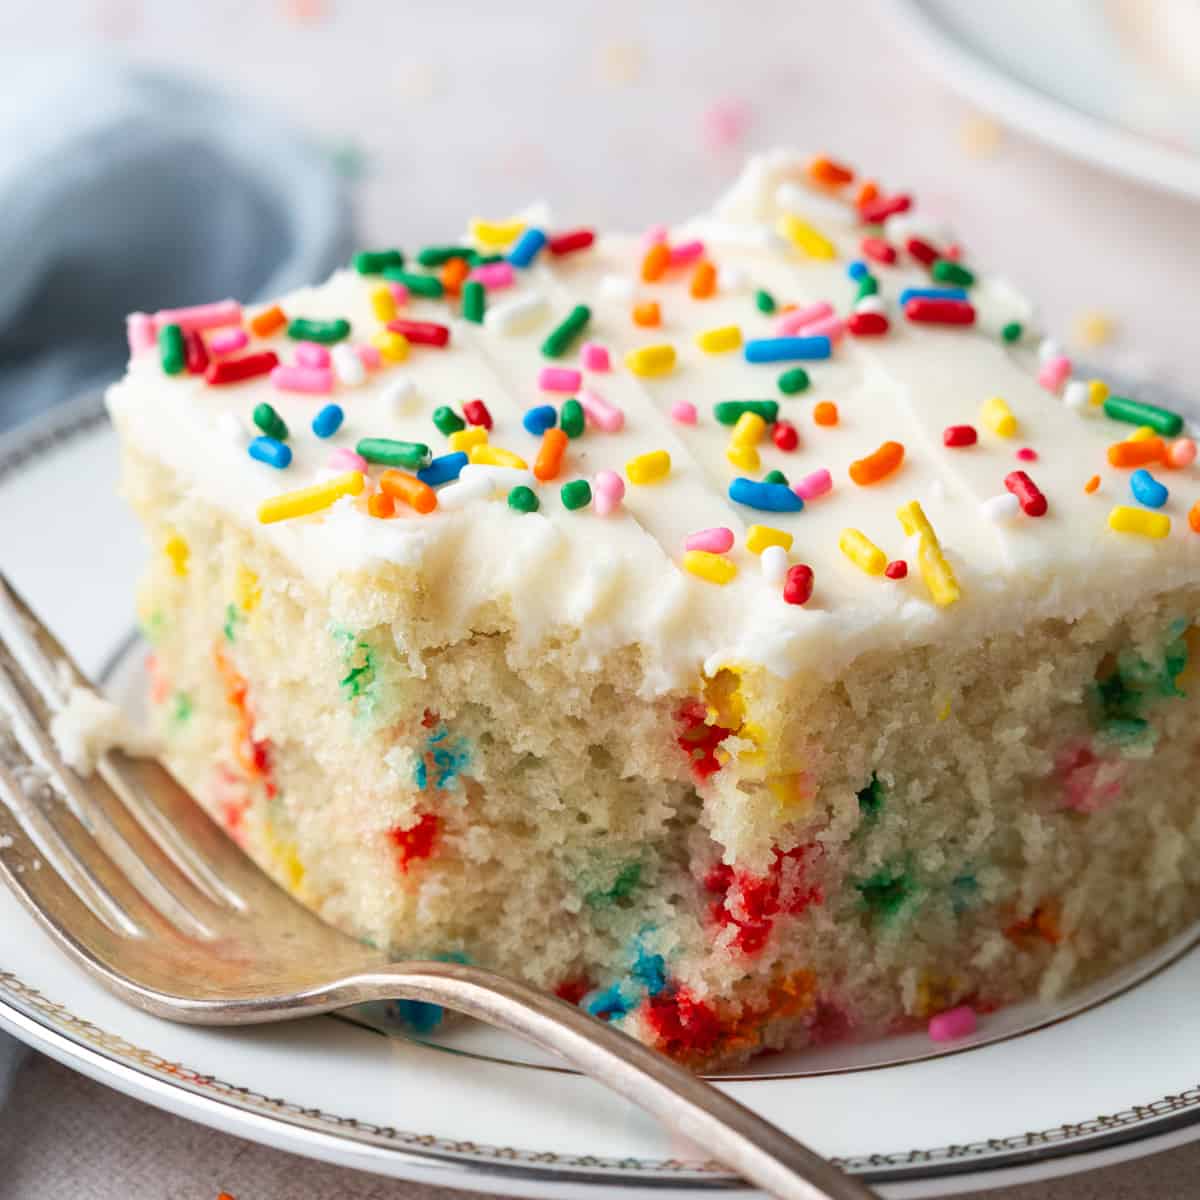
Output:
top-left (507, 485), bottom-right (539, 513)
top-left (253, 402), bottom-right (288, 441)
top-left (931, 259), bottom-right (975, 287)
top-left (854, 275), bottom-right (879, 301)
top-left (170, 692), bottom-right (193, 727)
top-left (561, 479), bottom-right (592, 510)
top-left (560, 398), bottom-right (585, 438)
top-left (586, 861), bottom-right (642, 907)
top-left (417, 245), bottom-right (473, 268)
top-left (353, 249), bottom-right (405, 275)
top-left (855, 868), bottom-right (914, 919)
top-left (287, 317), bottom-right (351, 344)
top-left (754, 289), bottom-right (776, 315)
top-left (714, 400), bottom-right (779, 426)
top-left (1103, 395), bottom-right (1183, 437)
top-left (471, 253), bottom-right (505, 266)
top-left (541, 304), bottom-right (591, 359)
top-left (763, 469), bottom-right (788, 486)
top-left (777, 367), bottom-right (810, 395)
top-left (382, 268), bottom-right (444, 299)
top-left (356, 437), bottom-right (431, 469)
top-left (432, 406), bottom-right (464, 436)
top-left (857, 772), bottom-right (884, 820)
top-left (1001, 321), bottom-right (1023, 344)
top-left (462, 280), bottom-right (486, 324)
top-left (222, 604), bottom-right (239, 644)
top-left (159, 324), bottom-right (185, 375)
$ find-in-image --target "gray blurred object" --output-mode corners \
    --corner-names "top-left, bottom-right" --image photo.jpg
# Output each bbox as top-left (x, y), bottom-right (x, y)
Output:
top-left (0, 55), bottom-right (353, 432)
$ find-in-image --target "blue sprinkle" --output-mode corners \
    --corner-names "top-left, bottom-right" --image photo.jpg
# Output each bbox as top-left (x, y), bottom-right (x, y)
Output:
top-left (248, 436), bottom-right (292, 469)
top-left (632, 947), bottom-right (668, 997)
top-left (744, 336), bottom-right (831, 363)
top-left (311, 403), bottom-right (344, 439)
top-left (584, 983), bottom-right (636, 1021)
top-left (523, 404), bottom-right (558, 436)
top-left (389, 998), bottom-right (444, 1033)
top-left (508, 227), bottom-right (547, 269)
top-left (729, 477), bottom-right (804, 513)
top-left (898, 286), bottom-right (967, 307)
top-left (417, 451), bottom-right (469, 487)
top-left (847, 259), bottom-right (869, 281)
top-left (1131, 468), bottom-right (1169, 509)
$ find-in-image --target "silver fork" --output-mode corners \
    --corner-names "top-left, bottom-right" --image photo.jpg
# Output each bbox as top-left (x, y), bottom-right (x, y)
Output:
top-left (0, 572), bottom-right (876, 1200)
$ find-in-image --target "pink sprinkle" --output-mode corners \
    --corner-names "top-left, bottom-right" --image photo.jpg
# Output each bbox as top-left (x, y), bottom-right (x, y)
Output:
top-left (669, 239), bottom-right (705, 266)
top-left (593, 469), bottom-right (625, 516)
top-left (126, 312), bottom-right (155, 355)
top-left (1168, 437), bottom-right (1197, 469)
top-left (295, 342), bottom-right (332, 368)
top-left (775, 302), bottom-right (833, 337)
top-left (356, 344), bottom-right (382, 371)
top-left (798, 314), bottom-right (845, 343)
top-left (1038, 355), bottom-right (1072, 393)
top-left (1016, 447), bottom-right (1037, 462)
top-left (685, 527), bottom-right (734, 553)
top-left (209, 328), bottom-right (249, 355)
top-left (670, 401), bottom-right (698, 425)
top-left (271, 365), bottom-right (334, 395)
top-left (641, 224), bottom-right (669, 250)
top-left (928, 1005), bottom-right (977, 1043)
top-left (579, 387), bottom-right (625, 433)
top-left (581, 342), bottom-right (611, 372)
top-left (329, 447), bottom-right (368, 474)
top-left (469, 261), bottom-right (515, 290)
top-left (793, 469), bottom-right (832, 501)
top-left (702, 96), bottom-right (751, 151)
top-left (388, 281), bottom-right (410, 306)
top-left (538, 366), bottom-right (582, 393)
top-left (152, 299), bottom-right (242, 333)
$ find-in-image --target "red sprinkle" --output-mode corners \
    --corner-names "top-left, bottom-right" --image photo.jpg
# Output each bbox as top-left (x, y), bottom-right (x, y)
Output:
top-left (884, 560), bottom-right (908, 580)
top-left (847, 311), bottom-right (889, 337)
top-left (388, 813), bottom-right (439, 870)
top-left (783, 564), bottom-right (814, 606)
top-left (547, 228), bottom-right (595, 256)
top-left (906, 237), bottom-right (941, 267)
top-left (1005, 470), bottom-right (1048, 517)
top-left (905, 298), bottom-right (976, 326)
top-left (943, 424), bottom-right (978, 447)
top-left (205, 351), bottom-right (279, 386)
top-left (860, 194), bottom-right (911, 224)
top-left (860, 236), bottom-right (897, 266)
top-left (772, 420), bottom-right (799, 452)
top-left (183, 329), bottom-right (209, 375)
top-left (463, 398), bottom-right (492, 429)
top-left (1016, 447), bottom-right (1038, 462)
top-left (387, 319), bottom-right (450, 347)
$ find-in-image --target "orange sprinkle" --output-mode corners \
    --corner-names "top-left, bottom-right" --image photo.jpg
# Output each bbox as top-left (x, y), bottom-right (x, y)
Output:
top-left (641, 242), bottom-right (670, 282)
top-left (633, 299), bottom-right (661, 327)
top-left (779, 302), bottom-right (797, 314)
top-left (439, 256), bottom-right (470, 294)
top-left (367, 490), bottom-right (396, 518)
top-left (379, 469), bottom-right (437, 514)
top-left (849, 441), bottom-right (905, 485)
top-left (1084, 475), bottom-right (1101, 494)
top-left (534, 427), bottom-right (569, 482)
top-left (813, 401), bottom-right (838, 427)
top-left (1107, 437), bottom-right (1165, 468)
top-left (689, 260), bottom-right (717, 299)
top-left (1190, 501), bottom-right (1200, 533)
top-left (855, 180), bottom-right (879, 209)
top-left (249, 305), bottom-right (286, 337)
top-left (808, 155), bottom-right (854, 187)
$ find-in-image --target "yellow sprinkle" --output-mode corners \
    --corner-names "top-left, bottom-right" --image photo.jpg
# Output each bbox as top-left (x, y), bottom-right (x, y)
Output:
top-left (959, 111), bottom-right (1003, 158)
top-left (726, 442), bottom-right (760, 472)
top-left (683, 550), bottom-right (737, 585)
top-left (980, 395), bottom-right (1016, 438)
top-left (731, 411), bottom-right (767, 446)
top-left (936, 699), bottom-right (951, 722)
top-left (234, 565), bottom-right (260, 613)
top-left (164, 533), bottom-right (189, 577)
top-left (778, 212), bottom-right (837, 260)
top-left (897, 500), bottom-right (960, 607)
top-left (704, 667), bottom-right (745, 730)
top-left (1088, 379), bottom-right (1109, 407)
top-left (838, 528), bottom-right (887, 575)
top-left (626, 449), bottom-right (671, 484)
top-left (469, 217), bottom-right (525, 248)
top-left (1128, 425), bottom-right (1157, 443)
top-left (372, 329), bottom-right (410, 363)
top-left (1108, 505), bottom-right (1170, 539)
top-left (696, 325), bottom-right (742, 354)
top-left (895, 499), bottom-right (934, 542)
top-left (449, 427), bottom-right (488, 452)
top-left (767, 772), bottom-right (813, 817)
top-left (470, 444), bottom-right (528, 469)
top-left (746, 525), bottom-right (793, 555)
top-left (625, 344), bottom-right (676, 377)
top-left (1073, 310), bottom-right (1115, 349)
top-left (370, 284), bottom-right (397, 323)
top-left (257, 471), bottom-right (364, 525)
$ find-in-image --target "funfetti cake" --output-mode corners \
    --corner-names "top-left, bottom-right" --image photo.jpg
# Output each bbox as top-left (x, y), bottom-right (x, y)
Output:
top-left (107, 150), bottom-right (1200, 1068)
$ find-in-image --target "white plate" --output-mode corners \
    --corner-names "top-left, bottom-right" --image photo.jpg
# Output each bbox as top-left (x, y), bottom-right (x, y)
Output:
top-left (6, 397), bottom-right (1200, 1198)
top-left (887, 0), bottom-right (1200, 202)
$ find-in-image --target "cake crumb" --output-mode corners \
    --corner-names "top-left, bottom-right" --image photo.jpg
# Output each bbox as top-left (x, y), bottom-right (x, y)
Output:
top-left (49, 686), bottom-right (158, 775)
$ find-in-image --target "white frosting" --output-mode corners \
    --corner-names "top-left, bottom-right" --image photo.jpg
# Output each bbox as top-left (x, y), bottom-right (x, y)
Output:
top-left (106, 152), bottom-right (1200, 692)
top-left (49, 685), bottom-right (158, 774)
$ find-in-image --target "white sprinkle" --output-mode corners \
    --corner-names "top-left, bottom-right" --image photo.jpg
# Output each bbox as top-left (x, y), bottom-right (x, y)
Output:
top-left (485, 291), bottom-right (550, 334)
top-left (1037, 337), bottom-right (1061, 364)
top-left (980, 493), bottom-right (1020, 522)
top-left (1063, 380), bottom-right (1091, 413)
top-left (331, 343), bottom-right (366, 387)
top-left (459, 463), bottom-right (534, 491)
top-left (774, 181), bottom-right (849, 225)
top-left (437, 475), bottom-right (492, 509)
top-left (761, 544), bottom-right (788, 584)
top-left (854, 295), bottom-right (886, 316)
top-left (599, 274), bottom-right (636, 302)
top-left (716, 264), bottom-right (747, 292)
top-left (382, 377), bottom-right (418, 414)
top-left (216, 412), bottom-right (245, 445)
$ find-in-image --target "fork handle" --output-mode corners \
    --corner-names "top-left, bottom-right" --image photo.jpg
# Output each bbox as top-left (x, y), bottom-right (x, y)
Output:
top-left (289, 962), bottom-right (877, 1199)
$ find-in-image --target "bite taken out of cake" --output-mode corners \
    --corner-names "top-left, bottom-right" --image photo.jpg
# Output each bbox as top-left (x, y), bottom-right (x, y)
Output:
top-left (107, 151), bottom-right (1200, 1070)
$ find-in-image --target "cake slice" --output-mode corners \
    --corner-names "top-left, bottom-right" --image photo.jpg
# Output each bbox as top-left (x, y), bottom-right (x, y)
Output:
top-left (107, 151), bottom-right (1200, 1068)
